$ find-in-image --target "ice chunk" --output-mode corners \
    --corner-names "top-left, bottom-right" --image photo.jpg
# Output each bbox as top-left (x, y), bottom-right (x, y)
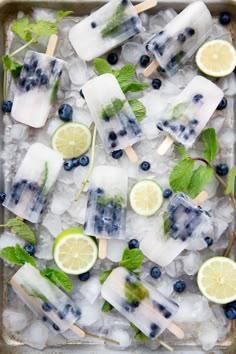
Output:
top-left (121, 42), bottom-right (145, 64)
top-left (22, 320), bottom-right (49, 350)
top-left (107, 239), bottom-right (127, 262)
top-left (186, 235), bottom-right (207, 251)
top-left (46, 119), bottom-right (62, 136)
top-left (208, 116), bottom-right (224, 134)
top-left (109, 327), bottom-right (132, 349)
top-left (174, 293), bottom-right (212, 323)
top-left (198, 322), bottom-right (218, 351)
top-left (68, 57), bottom-right (89, 86)
top-left (67, 194), bottom-right (87, 225)
top-left (182, 251), bottom-right (202, 275)
top-left (219, 127), bottom-right (236, 147)
top-left (50, 190), bottom-right (73, 215)
top-left (165, 258), bottom-right (184, 278)
top-left (10, 124), bottom-right (29, 141)
top-left (73, 165), bottom-right (90, 192)
top-left (42, 212), bottom-right (62, 237)
top-left (73, 107), bottom-right (93, 127)
top-left (35, 229), bottom-right (54, 260)
top-left (3, 308), bottom-right (29, 332)
top-left (0, 231), bottom-right (25, 251)
top-left (78, 299), bottom-right (103, 327)
top-left (79, 275), bottom-right (101, 304)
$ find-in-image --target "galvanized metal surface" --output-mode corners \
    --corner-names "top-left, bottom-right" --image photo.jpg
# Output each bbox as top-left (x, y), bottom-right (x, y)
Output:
top-left (0, 0), bottom-right (235, 352)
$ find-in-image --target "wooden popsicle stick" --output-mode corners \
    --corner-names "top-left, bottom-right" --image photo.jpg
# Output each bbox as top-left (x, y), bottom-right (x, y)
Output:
top-left (70, 323), bottom-right (86, 337)
top-left (99, 238), bottom-right (107, 259)
top-left (46, 34), bottom-right (58, 56)
top-left (143, 60), bottom-right (159, 77)
top-left (167, 322), bottom-right (184, 339)
top-left (124, 146), bottom-right (138, 163)
top-left (193, 190), bottom-right (208, 205)
top-left (157, 135), bottom-right (175, 155)
top-left (135, 0), bottom-right (158, 14)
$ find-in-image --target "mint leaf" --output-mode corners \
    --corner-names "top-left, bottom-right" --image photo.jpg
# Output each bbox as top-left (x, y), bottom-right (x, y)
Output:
top-left (174, 143), bottom-right (189, 159)
top-left (120, 248), bottom-right (144, 271)
top-left (11, 17), bottom-right (32, 41)
top-left (7, 218), bottom-right (37, 245)
top-left (128, 99), bottom-right (146, 123)
top-left (124, 280), bottom-right (149, 303)
top-left (41, 268), bottom-right (73, 293)
top-left (171, 102), bottom-right (187, 120)
top-left (225, 166), bottom-right (236, 195)
top-left (120, 81), bottom-right (149, 93)
top-left (28, 21), bottom-right (58, 37)
top-left (101, 4), bottom-right (126, 38)
top-left (116, 64), bottom-right (135, 84)
top-left (14, 244), bottom-right (36, 266)
top-left (2, 55), bottom-right (22, 78)
top-left (163, 211), bottom-right (171, 236)
top-left (101, 300), bottom-right (113, 312)
top-left (101, 98), bottom-right (125, 119)
top-left (130, 323), bottom-right (149, 342)
top-left (21, 283), bottom-right (48, 303)
top-left (100, 269), bottom-right (112, 284)
top-left (0, 246), bottom-right (24, 265)
top-left (201, 128), bottom-right (218, 162)
top-left (97, 195), bottom-right (125, 208)
top-left (169, 158), bottom-right (195, 192)
top-left (93, 58), bottom-right (112, 75)
top-left (187, 166), bottom-right (214, 199)
top-left (41, 162), bottom-right (49, 195)
top-left (50, 79), bottom-right (60, 104)
top-left (56, 10), bottom-right (74, 22)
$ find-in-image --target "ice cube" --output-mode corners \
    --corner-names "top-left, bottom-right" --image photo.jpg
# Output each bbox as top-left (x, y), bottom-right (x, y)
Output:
top-left (208, 116), bottom-right (225, 134)
top-left (198, 322), bottom-right (218, 351)
top-left (22, 320), bottom-right (49, 350)
top-left (107, 239), bottom-right (127, 263)
top-left (154, 274), bottom-right (173, 297)
top-left (174, 293), bottom-right (212, 323)
top-left (42, 212), bottom-right (62, 237)
top-left (67, 194), bottom-right (87, 225)
top-left (121, 42), bottom-right (145, 65)
top-left (181, 251), bottom-right (203, 275)
top-left (216, 197), bottom-right (234, 223)
top-left (139, 12), bottom-right (150, 29)
top-left (78, 299), bottom-right (103, 327)
top-left (10, 124), bottom-right (29, 141)
top-left (108, 327), bottom-right (132, 349)
top-left (79, 275), bottom-right (101, 304)
top-left (165, 258), bottom-right (184, 278)
top-left (186, 235), bottom-right (207, 251)
top-left (35, 229), bottom-right (54, 260)
top-left (73, 107), bottom-right (93, 127)
top-left (50, 191), bottom-right (73, 215)
top-left (73, 165), bottom-right (90, 192)
top-left (0, 231), bottom-right (25, 251)
top-left (46, 119), bottom-right (62, 136)
top-left (219, 127), bottom-right (236, 147)
top-left (68, 57), bottom-right (89, 86)
top-left (3, 308), bottom-right (29, 332)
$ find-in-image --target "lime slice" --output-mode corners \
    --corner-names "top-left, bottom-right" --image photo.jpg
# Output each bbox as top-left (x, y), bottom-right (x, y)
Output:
top-left (52, 122), bottom-right (91, 159)
top-left (53, 228), bottom-right (97, 275)
top-left (129, 179), bottom-right (163, 216)
top-left (196, 40), bottom-right (236, 77)
top-left (197, 256), bottom-right (236, 304)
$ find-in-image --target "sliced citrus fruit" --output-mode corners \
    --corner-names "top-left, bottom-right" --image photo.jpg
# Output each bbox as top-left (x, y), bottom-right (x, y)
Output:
top-left (197, 256), bottom-right (236, 304)
top-left (52, 122), bottom-right (91, 159)
top-left (129, 179), bottom-right (163, 216)
top-left (196, 39), bottom-right (236, 77)
top-left (53, 228), bottom-right (97, 275)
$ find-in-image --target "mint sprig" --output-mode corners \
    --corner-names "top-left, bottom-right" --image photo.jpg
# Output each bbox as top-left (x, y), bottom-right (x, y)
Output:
top-left (0, 244), bottom-right (36, 266)
top-left (187, 165), bottom-right (213, 198)
top-left (40, 268), bottom-right (73, 293)
top-left (120, 248), bottom-right (144, 271)
top-left (11, 17), bottom-right (32, 41)
top-left (101, 99), bottom-right (125, 120)
top-left (101, 4), bottom-right (126, 38)
top-left (5, 218), bottom-right (37, 245)
top-left (169, 158), bottom-right (194, 192)
top-left (2, 55), bottom-right (22, 78)
top-left (128, 99), bottom-right (146, 123)
top-left (101, 300), bottom-right (114, 312)
top-left (201, 128), bottom-right (218, 162)
top-left (100, 269), bottom-right (112, 285)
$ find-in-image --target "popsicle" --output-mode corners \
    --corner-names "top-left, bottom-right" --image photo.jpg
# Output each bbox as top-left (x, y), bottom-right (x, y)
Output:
top-left (69, 0), bottom-right (157, 61)
top-left (144, 1), bottom-right (212, 77)
top-left (83, 73), bottom-right (142, 162)
top-left (101, 267), bottom-right (184, 339)
top-left (3, 143), bottom-right (63, 223)
top-left (156, 76), bottom-right (224, 155)
top-left (84, 165), bottom-right (128, 259)
top-left (11, 35), bottom-right (64, 128)
top-left (140, 192), bottom-right (211, 267)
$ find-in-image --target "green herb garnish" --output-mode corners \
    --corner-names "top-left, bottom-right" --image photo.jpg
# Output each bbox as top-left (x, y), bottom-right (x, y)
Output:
top-left (50, 79), bottom-right (60, 104)
top-left (120, 248), bottom-right (144, 271)
top-left (97, 195), bottom-right (125, 208)
top-left (171, 102), bottom-right (188, 120)
top-left (101, 4), bottom-right (126, 38)
top-left (6, 218), bottom-right (37, 245)
top-left (163, 211), bottom-right (171, 236)
top-left (101, 300), bottom-right (114, 312)
top-left (41, 162), bottom-right (48, 196)
top-left (124, 279), bottom-right (149, 304)
top-left (101, 98), bottom-right (125, 120)
top-left (40, 268), bottom-right (73, 293)
top-left (0, 244), bottom-right (36, 266)
top-left (21, 283), bottom-right (48, 303)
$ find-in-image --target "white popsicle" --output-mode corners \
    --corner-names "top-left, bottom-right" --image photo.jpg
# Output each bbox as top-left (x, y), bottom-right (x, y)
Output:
top-left (3, 143), bottom-right (63, 223)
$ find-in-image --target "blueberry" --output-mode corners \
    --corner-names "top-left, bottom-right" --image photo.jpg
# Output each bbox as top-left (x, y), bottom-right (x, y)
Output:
top-left (192, 94), bottom-right (203, 103)
top-left (40, 74), bottom-right (48, 85)
top-left (91, 21), bottom-right (97, 28)
top-left (171, 224), bottom-right (178, 232)
top-left (42, 303), bottom-right (53, 312)
top-left (58, 103), bottom-right (73, 122)
top-left (79, 89), bottom-right (84, 99)
top-left (217, 97), bottom-right (227, 110)
top-left (224, 306), bottom-right (236, 320)
top-left (121, 0), bottom-right (128, 4)
top-left (150, 266), bottom-right (161, 279)
top-left (73, 308), bottom-right (82, 319)
top-left (112, 149), bottom-right (123, 159)
top-left (72, 158), bottom-right (80, 167)
top-left (190, 119), bottom-right (199, 125)
top-left (0, 192), bottom-right (6, 203)
top-left (219, 12), bottom-right (231, 25)
top-left (36, 68), bottom-right (42, 76)
top-left (204, 236), bottom-right (213, 247)
top-left (149, 331), bottom-right (157, 338)
top-left (185, 207), bottom-right (192, 214)
top-left (177, 33), bottom-right (186, 43)
top-left (163, 189), bottom-right (172, 199)
top-left (173, 280), bottom-right (186, 293)
top-left (23, 63), bottom-right (30, 72)
top-left (78, 271), bottom-right (90, 281)
top-left (19, 77), bottom-right (26, 87)
top-left (215, 163), bottom-right (229, 176)
top-left (119, 129), bottom-right (127, 136)
top-left (164, 309), bottom-right (172, 319)
top-left (140, 161), bottom-right (151, 171)
top-left (96, 188), bottom-right (104, 195)
top-left (123, 301), bottom-right (135, 313)
top-left (94, 216), bottom-right (104, 233)
top-left (64, 159), bottom-right (74, 171)
top-left (78, 155), bottom-right (89, 166)
top-left (140, 55), bottom-right (150, 68)
top-left (152, 78), bottom-right (162, 90)
top-left (186, 27), bottom-right (195, 36)
top-left (128, 239), bottom-right (139, 249)
top-left (107, 53), bottom-right (119, 65)
top-left (109, 131), bottom-right (117, 141)
top-left (1, 100), bottom-right (13, 113)
top-left (42, 316), bottom-right (47, 322)
top-left (24, 244), bottom-right (36, 256)
top-left (179, 124), bottom-right (185, 132)
top-left (52, 323), bottom-right (60, 331)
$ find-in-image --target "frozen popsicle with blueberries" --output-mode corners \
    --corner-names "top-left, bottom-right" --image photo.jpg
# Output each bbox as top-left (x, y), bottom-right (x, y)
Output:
top-left (144, 1), bottom-right (213, 77)
top-left (83, 73), bottom-right (142, 162)
top-left (84, 165), bottom-right (128, 259)
top-left (101, 267), bottom-right (184, 339)
top-left (3, 143), bottom-right (63, 223)
top-left (156, 76), bottom-right (224, 155)
top-left (140, 192), bottom-right (212, 267)
top-left (11, 36), bottom-right (64, 128)
top-left (69, 0), bottom-right (157, 61)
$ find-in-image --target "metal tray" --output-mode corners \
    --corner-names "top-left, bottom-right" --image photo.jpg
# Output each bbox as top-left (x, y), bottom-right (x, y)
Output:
top-left (0, 0), bottom-right (235, 353)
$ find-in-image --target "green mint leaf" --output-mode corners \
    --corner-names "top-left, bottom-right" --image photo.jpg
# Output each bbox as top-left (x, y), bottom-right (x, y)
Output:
top-left (163, 211), bottom-right (171, 236)
top-left (187, 166), bottom-right (214, 199)
top-left (201, 128), bottom-right (218, 162)
top-left (41, 268), bottom-right (73, 293)
top-left (6, 218), bottom-right (37, 245)
top-left (225, 166), bottom-right (236, 195)
top-left (128, 99), bottom-right (146, 123)
top-left (28, 21), bottom-right (58, 37)
top-left (56, 10), bottom-right (74, 22)
top-left (0, 246), bottom-right (24, 265)
top-left (125, 280), bottom-right (149, 304)
top-left (15, 244), bottom-right (36, 267)
top-left (50, 79), bottom-right (60, 104)
top-left (2, 55), bottom-right (23, 78)
top-left (11, 17), bottom-right (32, 41)
top-left (174, 143), bottom-right (189, 159)
top-left (101, 300), bottom-right (113, 312)
top-left (120, 81), bottom-right (149, 94)
top-left (169, 158), bottom-right (195, 192)
top-left (100, 269), bottom-right (112, 285)
top-left (130, 322), bottom-right (149, 341)
top-left (171, 102), bottom-right (187, 120)
top-left (41, 162), bottom-right (49, 195)
top-left (120, 248), bottom-right (144, 271)
top-left (116, 64), bottom-right (135, 84)
top-left (93, 58), bottom-right (113, 75)
top-left (101, 4), bottom-right (126, 38)
top-left (97, 195), bottom-right (125, 208)
top-left (21, 283), bottom-right (48, 303)
top-left (101, 98), bottom-right (125, 120)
